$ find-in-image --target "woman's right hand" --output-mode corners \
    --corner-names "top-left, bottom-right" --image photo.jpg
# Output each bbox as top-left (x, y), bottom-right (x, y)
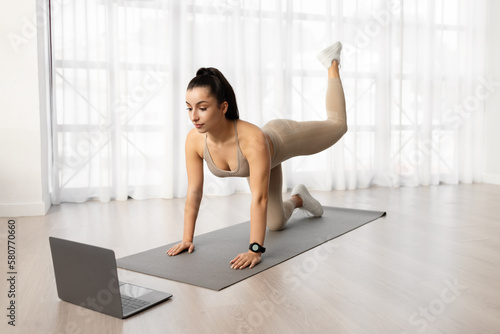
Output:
top-left (166, 241), bottom-right (195, 256)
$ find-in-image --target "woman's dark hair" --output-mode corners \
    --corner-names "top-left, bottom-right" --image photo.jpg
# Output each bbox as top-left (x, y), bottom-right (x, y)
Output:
top-left (187, 67), bottom-right (239, 120)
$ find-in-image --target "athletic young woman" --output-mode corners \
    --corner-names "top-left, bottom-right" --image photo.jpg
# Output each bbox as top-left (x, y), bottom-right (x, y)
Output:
top-left (167, 42), bottom-right (347, 270)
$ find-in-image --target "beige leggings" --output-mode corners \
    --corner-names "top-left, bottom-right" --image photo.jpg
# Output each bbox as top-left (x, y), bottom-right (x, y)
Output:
top-left (261, 78), bottom-right (347, 231)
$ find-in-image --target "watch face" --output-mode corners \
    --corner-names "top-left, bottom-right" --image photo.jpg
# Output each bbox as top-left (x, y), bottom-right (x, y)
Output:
top-left (252, 244), bottom-right (259, 251)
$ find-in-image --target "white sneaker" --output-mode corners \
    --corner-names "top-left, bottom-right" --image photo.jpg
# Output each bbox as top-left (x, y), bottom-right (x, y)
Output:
top-left (291, 184), bottom-right (324, 217)
top-left (316, 41), bottom-right (342, 69)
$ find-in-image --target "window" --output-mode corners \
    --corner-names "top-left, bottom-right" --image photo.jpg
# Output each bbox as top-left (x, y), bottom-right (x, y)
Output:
top-left (49, 0), bottom-right (487, 203)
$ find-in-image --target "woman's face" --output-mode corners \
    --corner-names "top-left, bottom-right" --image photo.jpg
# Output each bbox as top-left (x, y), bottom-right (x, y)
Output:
top-left (186, 87), bottom-right (227, 133)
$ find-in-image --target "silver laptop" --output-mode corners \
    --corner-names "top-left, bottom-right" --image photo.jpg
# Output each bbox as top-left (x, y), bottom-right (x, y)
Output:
top-left (49, 237), bottom-right (172, 319)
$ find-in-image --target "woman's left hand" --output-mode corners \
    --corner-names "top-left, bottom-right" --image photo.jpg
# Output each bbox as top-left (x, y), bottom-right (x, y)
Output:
top-left (230, 251), bottom-right (261, 269)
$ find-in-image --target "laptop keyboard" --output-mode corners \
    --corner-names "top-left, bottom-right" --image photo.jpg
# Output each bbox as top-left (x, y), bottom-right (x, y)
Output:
top-left (121, 295), bottom-right (149, 314)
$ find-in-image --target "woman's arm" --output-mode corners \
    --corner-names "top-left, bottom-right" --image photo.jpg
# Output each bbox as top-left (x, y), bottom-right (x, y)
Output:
top-left (167, 129), bottom-right (204, 256)
top-left (247, 133), bottom-right (271, 246)
top-left (230, 129), bottom-right (271, 269)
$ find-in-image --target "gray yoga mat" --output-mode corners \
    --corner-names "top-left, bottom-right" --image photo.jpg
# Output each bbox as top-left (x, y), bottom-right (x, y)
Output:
top-left (117, 206), bottom-right (385, 291)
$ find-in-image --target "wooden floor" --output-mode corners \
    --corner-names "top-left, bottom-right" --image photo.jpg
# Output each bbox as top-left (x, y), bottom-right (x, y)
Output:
top-left (1, 184), bottom-right (500, 334)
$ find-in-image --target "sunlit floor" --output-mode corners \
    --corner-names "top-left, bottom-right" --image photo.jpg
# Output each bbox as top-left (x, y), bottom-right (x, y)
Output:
top-left (2, 184), bottom-right (499, 333)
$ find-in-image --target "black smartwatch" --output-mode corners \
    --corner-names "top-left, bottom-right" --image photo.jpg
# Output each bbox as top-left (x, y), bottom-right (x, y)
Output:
top-left (249, 242), bottom-right (266, 253)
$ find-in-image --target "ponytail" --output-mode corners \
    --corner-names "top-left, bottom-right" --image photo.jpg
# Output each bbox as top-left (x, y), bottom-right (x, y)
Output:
top-left (187, 68), bottom-right (239, 120)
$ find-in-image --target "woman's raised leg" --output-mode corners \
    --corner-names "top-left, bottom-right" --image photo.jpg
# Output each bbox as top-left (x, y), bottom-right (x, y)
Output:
top-left (268, 61), bottom-right (347, 164)
top-left (264, 42), bottom-right (347, 230)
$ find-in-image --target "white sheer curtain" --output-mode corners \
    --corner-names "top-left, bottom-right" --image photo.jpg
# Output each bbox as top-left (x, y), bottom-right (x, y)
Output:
top-left (49, 0), bottom-right (488, 204)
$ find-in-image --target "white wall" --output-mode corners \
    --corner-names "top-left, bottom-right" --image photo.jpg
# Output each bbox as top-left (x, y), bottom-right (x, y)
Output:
top-left (0, 0), bottom-right (50, 217)
top-left (483, 0), bottom-right (500, 185)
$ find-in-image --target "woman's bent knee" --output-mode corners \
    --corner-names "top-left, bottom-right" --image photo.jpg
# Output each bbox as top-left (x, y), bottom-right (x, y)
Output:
top-left (267, 219), bottom-right (286, 231)
top-left (340, 121), bottom-right (348, 137)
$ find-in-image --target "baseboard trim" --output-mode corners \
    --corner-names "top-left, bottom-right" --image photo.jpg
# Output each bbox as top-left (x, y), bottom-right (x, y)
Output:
top-left (0, 200), bottom-right (51, 217)
top-left (483, 173), bottom-right (500, 185)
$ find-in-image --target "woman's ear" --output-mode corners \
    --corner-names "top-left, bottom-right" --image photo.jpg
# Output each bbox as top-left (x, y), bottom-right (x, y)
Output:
top-left (221, 101), bottom-right (229, 115)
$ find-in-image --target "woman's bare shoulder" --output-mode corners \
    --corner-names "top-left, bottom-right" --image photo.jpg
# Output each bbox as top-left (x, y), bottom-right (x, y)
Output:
top-left (186, 128), bottom-right (205, 158)
top-left (237, 120), bottom-right (267, 150)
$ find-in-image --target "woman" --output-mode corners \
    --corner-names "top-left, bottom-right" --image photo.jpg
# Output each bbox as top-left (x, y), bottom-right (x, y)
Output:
top-left (167, 42), bottom-right (347, 270)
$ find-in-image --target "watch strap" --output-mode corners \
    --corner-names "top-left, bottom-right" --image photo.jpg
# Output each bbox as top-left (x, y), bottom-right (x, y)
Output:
top-left (249, 242), bottom-right (266, 253)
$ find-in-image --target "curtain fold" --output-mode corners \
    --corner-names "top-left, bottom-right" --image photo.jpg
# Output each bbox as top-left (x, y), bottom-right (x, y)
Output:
top-left (49, 0), bottom-right (488, 204)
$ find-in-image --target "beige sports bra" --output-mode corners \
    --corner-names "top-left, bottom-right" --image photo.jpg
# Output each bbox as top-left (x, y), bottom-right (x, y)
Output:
top-left (204, 120), bottom-right (251, 178)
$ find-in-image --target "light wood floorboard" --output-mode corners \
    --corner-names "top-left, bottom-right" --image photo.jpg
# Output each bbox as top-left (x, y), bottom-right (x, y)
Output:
top-left (1, 184), bottom-right (500, 333)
